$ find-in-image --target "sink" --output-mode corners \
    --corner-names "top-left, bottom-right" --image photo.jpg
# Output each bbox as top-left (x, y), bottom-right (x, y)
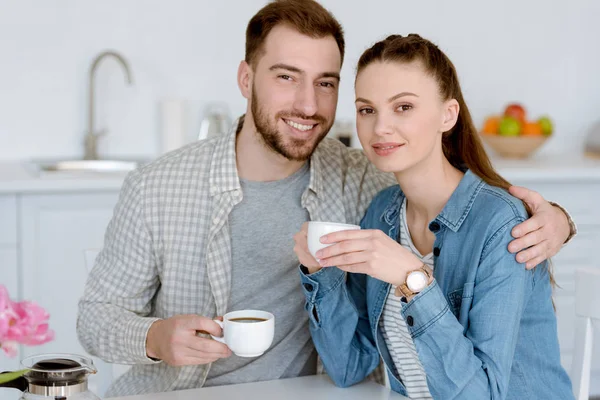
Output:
top-left (33, 159), bottom-right (143, 173)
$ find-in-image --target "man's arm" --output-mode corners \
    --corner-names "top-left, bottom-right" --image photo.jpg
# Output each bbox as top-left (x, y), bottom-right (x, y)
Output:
top-left (77, 168), bottom-right (232, 366)
top-left (77, 169), bottom-right (162, 364)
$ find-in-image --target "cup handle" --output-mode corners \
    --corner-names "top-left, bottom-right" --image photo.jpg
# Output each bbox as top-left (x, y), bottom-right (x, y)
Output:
top-left (210, 319), bottom-right (226, 344)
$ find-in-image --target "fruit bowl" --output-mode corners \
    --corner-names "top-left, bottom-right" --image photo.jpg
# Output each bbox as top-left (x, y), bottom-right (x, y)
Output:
top-left (480, 102), bottom-right (553, 159)
top-left (480, 134), bottom-right (549, 159)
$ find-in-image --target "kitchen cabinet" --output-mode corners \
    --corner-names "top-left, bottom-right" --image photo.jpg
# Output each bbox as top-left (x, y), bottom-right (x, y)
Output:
top-left (18, 192), bottom-right (120, 397)
top-left (0, 168), bottom-right (126, 398)
top-left (0, 195), bottom-right (17, 245)
top-left (0, 195), bottom-right (19, 374)
top-left (0, 249), bottom-right (19, 374)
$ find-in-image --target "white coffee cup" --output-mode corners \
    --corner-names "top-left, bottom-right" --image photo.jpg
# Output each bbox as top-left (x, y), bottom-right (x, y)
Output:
top-left (307, 221), bottom-right (361, 258)
top-left (211, 310), bottom-right (274, 357)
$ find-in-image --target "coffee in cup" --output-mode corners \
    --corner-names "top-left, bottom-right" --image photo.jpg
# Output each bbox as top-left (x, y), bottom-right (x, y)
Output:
top-left (229, 317), bottom-right (268, 323)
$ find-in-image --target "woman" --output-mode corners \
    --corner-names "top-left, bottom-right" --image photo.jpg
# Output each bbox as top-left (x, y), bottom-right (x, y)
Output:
top-left (294, 34), bottom-right (573, 399)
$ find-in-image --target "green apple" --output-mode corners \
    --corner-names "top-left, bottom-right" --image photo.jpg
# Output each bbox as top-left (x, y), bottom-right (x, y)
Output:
top-left (538, 116), bottom-right (553, 136)
top-left (498, 116), bottom-right (521, 136)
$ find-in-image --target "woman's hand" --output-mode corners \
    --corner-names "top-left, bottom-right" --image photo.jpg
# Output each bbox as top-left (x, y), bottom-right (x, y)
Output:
top-left (316, 229), bottom-right (423, 286)
top-left (293, 222), bottom-right (322, 274)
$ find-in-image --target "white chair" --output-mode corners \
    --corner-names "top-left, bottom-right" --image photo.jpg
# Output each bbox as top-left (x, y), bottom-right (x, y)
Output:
top-left (571, 267), bottom-right (600, 400)
top-left (83, 249), bottom-right (131, 396)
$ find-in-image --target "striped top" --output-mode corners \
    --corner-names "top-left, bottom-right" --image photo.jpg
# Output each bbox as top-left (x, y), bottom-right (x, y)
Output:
top-left (380, 198), bottom-right (433, 399)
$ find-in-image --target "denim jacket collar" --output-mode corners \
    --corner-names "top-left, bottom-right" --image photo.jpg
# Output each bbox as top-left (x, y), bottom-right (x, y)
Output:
top-left (379, 169), bottom-right (485, 233)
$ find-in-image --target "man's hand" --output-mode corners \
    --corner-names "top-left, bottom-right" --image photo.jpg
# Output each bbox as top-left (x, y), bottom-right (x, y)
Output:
top-left (146, 315), bottom-right (232, 366)
top-left (508, 186), bottom-right (571, 270)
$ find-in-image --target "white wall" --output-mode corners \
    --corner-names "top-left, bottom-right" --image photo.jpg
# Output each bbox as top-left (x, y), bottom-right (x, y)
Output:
top-left (0, 0), bottom-right (598, 161)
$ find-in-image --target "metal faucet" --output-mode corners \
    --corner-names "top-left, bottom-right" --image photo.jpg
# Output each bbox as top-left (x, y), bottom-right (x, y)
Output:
top-left (85, 51), bottom-right (133, 160)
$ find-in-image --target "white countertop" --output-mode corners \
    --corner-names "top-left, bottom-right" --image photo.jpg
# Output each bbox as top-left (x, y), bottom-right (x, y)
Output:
top-left (0, 162), bottom-right (129, 193)
top-left (109, 375), bottom-right (407, 400)
top-left (0, 154), bottom-right (599, 194)
top-left (490, 154), bottom-right (600, 182)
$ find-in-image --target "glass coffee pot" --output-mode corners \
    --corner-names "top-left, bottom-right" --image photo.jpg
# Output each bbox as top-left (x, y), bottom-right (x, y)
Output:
top-left (0, 353), bottom-right (100, 400)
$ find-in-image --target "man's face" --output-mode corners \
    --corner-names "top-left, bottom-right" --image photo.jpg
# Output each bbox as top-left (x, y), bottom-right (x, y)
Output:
top-left (248, 24), bottom-right (341, 161)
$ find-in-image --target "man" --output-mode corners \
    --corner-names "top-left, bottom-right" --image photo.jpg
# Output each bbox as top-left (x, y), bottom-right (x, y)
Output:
top-left (77, 0), bottom-right (575, 397)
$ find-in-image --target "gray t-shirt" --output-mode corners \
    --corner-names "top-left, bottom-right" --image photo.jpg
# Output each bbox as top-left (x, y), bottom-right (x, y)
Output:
top-left (204, 162), bottom-right (316, 386)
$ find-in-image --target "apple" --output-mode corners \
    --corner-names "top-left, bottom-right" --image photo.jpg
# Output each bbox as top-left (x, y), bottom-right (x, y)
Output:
top-left (538, 116), bottom-right (553, 136)
top-left (498, 116), bottom-right (521, 136)
top-left (504, 103), bottom-right (526, 123)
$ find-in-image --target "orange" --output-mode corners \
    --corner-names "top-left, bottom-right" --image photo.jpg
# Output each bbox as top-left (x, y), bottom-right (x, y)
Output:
top-left (522, 121), bottom-right (543, 136)
top-left (482, 116), bottom-right (501, 134)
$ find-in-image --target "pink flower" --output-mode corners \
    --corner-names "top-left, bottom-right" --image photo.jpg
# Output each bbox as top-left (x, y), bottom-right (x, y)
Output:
top-left (0, 285), bottom-right (17, 340)
top-left (7, 301), bottom-right (54, 345)
top-left (0, 341), bottom-right (17, 357)
top-left (0, 285), bottom-right (54, 357)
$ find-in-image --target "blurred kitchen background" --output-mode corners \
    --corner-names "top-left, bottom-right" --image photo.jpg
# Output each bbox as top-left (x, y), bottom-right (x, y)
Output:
top-left (1, 0), bottom-right (599, 398)
top-left (1, 0), bottom-right (599, 159)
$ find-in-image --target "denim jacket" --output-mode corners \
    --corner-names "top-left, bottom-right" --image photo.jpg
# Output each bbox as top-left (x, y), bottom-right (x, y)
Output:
top-left (299, 170), bottom-right (573, 399)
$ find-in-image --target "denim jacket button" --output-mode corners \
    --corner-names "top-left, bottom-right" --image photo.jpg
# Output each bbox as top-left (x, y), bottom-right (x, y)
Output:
top-left (303, 283), bottom-right (314, 292)
top-left (433, 247), bottom-right (441, 257)
top-left (406, 315), bottom-right (414, 326)
top-left (429, 222), bottom-right (440, 232)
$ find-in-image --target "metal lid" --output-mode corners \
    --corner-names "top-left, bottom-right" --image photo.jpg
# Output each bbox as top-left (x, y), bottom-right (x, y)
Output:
top-left (20, 354), bottom-right (97, 395)
top-left (26, 358), bottom-right (87, 386)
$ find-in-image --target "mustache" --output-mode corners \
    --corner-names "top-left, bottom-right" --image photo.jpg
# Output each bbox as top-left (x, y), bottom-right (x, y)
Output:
top-left (276, 111), bottom-right (326, 125)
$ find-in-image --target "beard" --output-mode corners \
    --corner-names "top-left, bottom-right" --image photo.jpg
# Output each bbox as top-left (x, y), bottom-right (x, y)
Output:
top-left (250, 85), bottom-right (333, 161)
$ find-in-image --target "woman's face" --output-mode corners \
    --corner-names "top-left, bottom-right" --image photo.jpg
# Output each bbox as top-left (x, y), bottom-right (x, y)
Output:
top-left (354, 61), bottom-right (457, 174)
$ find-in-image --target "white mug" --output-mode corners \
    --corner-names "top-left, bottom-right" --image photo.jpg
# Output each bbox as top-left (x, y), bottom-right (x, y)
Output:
top-left (307, 221), bottom-right (361, 258)
top-left (211, 310), bottom-right (274, 357)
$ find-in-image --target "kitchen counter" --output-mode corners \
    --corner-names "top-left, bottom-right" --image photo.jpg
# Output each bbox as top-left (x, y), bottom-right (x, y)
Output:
top-left (0, 154), bottom-right (599, 194)
top-left (0, 162), bottom-right (130, 193)
top-left (490, 154), bottom-right (600, 182)
top-left (108, 375), bottom-right (407, 400)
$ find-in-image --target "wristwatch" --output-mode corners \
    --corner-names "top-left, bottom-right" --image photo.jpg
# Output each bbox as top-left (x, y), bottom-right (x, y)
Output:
top-left (395, 265), bottom-right (432, 298)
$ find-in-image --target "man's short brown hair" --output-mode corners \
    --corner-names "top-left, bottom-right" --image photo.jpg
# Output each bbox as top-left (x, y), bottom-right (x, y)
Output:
top-left (245, 0), bottom-right (345, 68)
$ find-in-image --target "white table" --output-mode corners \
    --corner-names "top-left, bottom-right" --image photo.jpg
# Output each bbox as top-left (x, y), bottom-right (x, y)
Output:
top-left (109, 374), bottom-right (408, 399)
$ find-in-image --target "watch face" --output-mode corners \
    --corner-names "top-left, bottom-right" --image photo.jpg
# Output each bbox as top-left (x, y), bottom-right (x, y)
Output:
top-left (406, 270), bottom-right (428, 292)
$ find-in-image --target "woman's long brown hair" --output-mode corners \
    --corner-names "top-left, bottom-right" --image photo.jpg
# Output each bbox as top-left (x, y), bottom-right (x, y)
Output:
top-left (356, 34), bottom-right (555, 287)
